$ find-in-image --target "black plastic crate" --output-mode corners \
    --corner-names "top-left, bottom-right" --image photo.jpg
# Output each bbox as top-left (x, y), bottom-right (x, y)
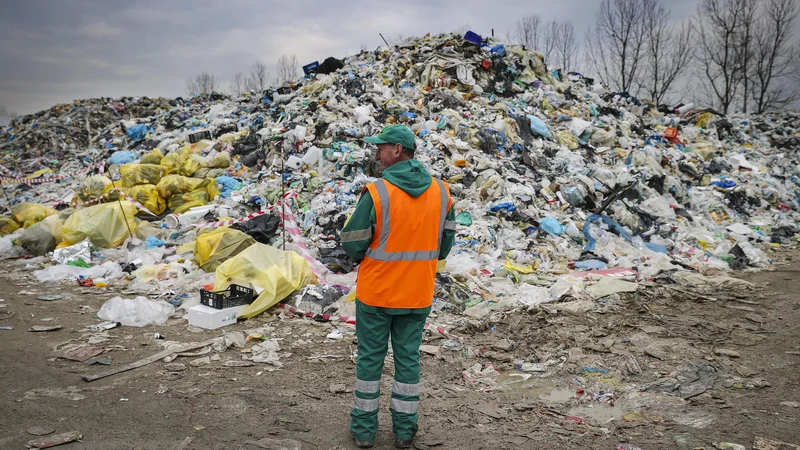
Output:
top-left (200, 284), bottom-right (254, 309)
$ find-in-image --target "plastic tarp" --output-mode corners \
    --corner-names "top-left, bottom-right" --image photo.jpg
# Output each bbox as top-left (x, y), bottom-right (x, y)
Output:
top-left (213, 243), bottom-right (316, 319)
top-left (194, 227), bottom-right (256, 272)
top-left (62, 202), bottom-right (138, 248)
top-left (120, 163), bottom-right (166, 188)
top-left (11, 203), bottom-right (57, 228)
top-left (122, 184), bottom-right (166, 216)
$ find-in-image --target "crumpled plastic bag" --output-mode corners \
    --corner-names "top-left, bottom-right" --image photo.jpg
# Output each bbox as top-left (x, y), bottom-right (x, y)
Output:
top-left (215, 175), bottom-right (241, 198)
top-left (120, 163), bottom-right (166, 187)
top-left (169, 189), bottom-right (210, 214)
top-left (122, 184), bottom-right (166, 215)
top-left (53, 239), bottom-right (91, 264)
top-left (11, 203), bottom-right (58, 228)
top-left (78, 176), bottom-right (113, 202)
top-left (18, 214), bottom-right (64, 255)
top-left (109, 150), bottom-right (136, 165)
top-left (33, 260), bottom-right (123, 283)
top-left (156, 174), bottom-right (218, 199)
top-left (0, 216), bottom-right (21, 236)
top-left (97, 296), bottom-right (174, 327)
top-left (191, 152), bottom-right (231, 169)
top-left (62, 202), bottom-right (138, 248)
top-left (140, 148), bottom-right (164, 165)
top-left (161, 145), bottom-right (202, 176)
top-left (214, 243), bottom-right (316, 319)
top-left (194, 227), bottom-right (256, 272)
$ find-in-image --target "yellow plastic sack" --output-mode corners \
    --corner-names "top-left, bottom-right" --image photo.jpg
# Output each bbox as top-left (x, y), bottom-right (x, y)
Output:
top-left (214, 243), bottom-right (316, 319)
top-left (156, 175), bottom-right (216, 199)
top-left (122, 184), bottom-right (166, 215)
top-left (140, 148), bottom-right (164, 165)
top-left (160, 146), bottom-right (193, 175)
top-left (181, 157), bottom-right (202, 177)
top-left (168, 189), bottom-right (209, 214)
top-left (11, 203), bottom-right (57, 228)
top-left (194, 227), bottom-right (256, 272)
top-left (0, 216), bottom-right (21, 236)
top-left (62, 201), bottom-right (138, 248)
top-left (556, 130), bottom-right (579, 150)
top-left (191, 152), bottom-right (231, 169)
top-left (26, 168), bottom-right (53, 180)
top-left (18, 214), bottom-right (63, 255)
top-left (78, 176), bottom-right (113, 202)
top-left (120, 164), bottom-right (166, 187)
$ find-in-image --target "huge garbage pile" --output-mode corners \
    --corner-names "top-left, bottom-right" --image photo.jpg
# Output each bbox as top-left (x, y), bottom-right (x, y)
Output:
top-left (0, 31), bottom-right (799, 322)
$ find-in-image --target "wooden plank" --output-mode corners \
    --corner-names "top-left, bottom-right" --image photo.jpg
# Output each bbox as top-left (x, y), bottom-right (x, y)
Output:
top-left (82, 340), bottom-right (213, 382)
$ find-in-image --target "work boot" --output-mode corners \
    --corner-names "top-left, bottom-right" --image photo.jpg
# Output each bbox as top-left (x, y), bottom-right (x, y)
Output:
top-left (395, 438), bottom-right (413, 449)
top-left (352, 433), bottom-right (375, 448)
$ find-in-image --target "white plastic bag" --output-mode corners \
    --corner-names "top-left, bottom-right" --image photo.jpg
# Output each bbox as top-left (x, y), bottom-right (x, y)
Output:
top-left (97, 296), bottom-right (175, 327)
top-left (33, 261), bottom-right (123, 283)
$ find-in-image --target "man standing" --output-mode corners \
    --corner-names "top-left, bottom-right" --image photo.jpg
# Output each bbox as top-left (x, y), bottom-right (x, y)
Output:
top-left (341, 124), bottom-right (456, 448)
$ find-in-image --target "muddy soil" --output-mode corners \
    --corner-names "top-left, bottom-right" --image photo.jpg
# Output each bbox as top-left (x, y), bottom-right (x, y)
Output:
top-left (0, 252), bottom-right (798, 450)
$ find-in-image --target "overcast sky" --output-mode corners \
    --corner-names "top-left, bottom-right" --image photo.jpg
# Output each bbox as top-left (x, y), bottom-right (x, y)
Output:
top-left (0, 0), bottom-right (702, 115)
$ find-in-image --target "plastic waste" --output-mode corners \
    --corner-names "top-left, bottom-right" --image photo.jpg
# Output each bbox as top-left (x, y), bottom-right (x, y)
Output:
top-left (62, 202), bottom-right (138, 248)
top-left (214, 243), bottom-right (316, 319)
top-left (120, 164), bottom-right (166, 188)
top-left (540, 218), bottom-right (566, 236)
top-left (11, 203), bottom-right (57, 228)
top-left (109, 150), bottom-right (136, 165)
top-left (122, 184), bottom-right (166, 215)
top-left (194, 227), bottom-right (256, 272)
top-left (97, 296), bottom-right (174, 327)
top-left (78, 176), bottom-right (113, 202)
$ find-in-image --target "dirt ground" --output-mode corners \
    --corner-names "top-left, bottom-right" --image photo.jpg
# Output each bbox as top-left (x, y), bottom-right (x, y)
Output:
top-left (1, 251), bottom-right (799, 450)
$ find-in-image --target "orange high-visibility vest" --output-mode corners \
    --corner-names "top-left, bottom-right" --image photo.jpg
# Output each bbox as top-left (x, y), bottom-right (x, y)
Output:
top-left (356, 178), bottom-right (453, 309)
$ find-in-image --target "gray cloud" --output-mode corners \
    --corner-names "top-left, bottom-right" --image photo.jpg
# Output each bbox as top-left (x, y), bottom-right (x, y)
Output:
top-left (1, 0), bottom-right (703, 114)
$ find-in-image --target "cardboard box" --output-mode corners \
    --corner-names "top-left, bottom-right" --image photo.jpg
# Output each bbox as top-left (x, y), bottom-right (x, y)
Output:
top-left (187, 304), bottom-right (244, 330)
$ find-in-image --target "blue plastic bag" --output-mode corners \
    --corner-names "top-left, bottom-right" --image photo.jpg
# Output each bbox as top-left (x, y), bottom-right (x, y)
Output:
top-left (575, 260), bottom-right (608, 270)
top-left (527, 115), bottom-right (551, 138)
top-left (215, 176), bottom-right (241, 199)
top-left (583, 214), bottom-right (633, 251)
top-left (109, 150), bottom-right (136, 165)
top-left (490, 202), bottom-right (515, 212)
top-left (711, 180), bottom-right (737, 189)
top-left (127, 124), bottom-right (151, 142)
top-left (145, 236), bottom-right (165, 249)
top-left (540, 218), bottom-right (565, 236)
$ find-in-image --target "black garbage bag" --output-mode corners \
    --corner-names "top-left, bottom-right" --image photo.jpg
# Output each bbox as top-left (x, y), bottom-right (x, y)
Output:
top-left (296, 285), bottom-right (348, 315)
top-left (728, 244), bottom-right (750, 270)
top-left (317, 57), bottom-right (345, 75)
top-left (771, 225), bottom-right (799, 244)
top-left (319, 246), bottom-right (354, 274)
top-left (230, 214), bottom-right (281, 245)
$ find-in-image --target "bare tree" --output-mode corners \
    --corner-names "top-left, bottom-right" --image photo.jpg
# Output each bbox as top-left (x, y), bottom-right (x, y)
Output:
top-left (275, 54), bottom-right (299, 85)
top-left (509, 14), bottom-right (543, 51)
top-left (584, 0), bottom-right (648, 93)
top-left (640, 0), bottom-right (694, 104)
top-left (695, 0), bottom-right (750, 114)
top-left (0, 104), bottom-right (12, 116)
top-left (454, 23), bottom-right (471, 36)
top-left (230, 72), bottom-right (246, 96)
top-left (542, 21), bottom-right (560, 65)
top-left (553, 22), bottom-right (578, 73)
top-left (736, 0), bottom-right (759, 112)
top-left (248, 60), bottom-right (270, 92)
top-left (186, 72), bottom-right (218, 96)
top-left (750, 0), bottom-right (800, 113)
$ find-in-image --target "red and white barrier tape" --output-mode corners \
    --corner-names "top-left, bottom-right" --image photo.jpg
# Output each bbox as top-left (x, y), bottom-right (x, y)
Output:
top-left (0, 162), bottom-right (105, 185)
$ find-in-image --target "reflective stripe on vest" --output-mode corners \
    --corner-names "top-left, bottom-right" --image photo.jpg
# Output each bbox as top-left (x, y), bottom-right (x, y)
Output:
top-left (364, 178), bottom-right (449, 262)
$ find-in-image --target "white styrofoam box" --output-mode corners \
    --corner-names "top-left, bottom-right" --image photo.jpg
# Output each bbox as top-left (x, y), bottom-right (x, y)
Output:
top-left (187, 304), bottom-right (245, 330)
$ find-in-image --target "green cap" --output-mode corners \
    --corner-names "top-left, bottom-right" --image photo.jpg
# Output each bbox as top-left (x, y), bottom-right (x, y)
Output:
top-left (365, 124), bottom-right (416, 152)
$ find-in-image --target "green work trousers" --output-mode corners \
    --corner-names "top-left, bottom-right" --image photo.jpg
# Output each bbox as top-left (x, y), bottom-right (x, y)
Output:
top-left (350, 300), bottom-right (430, 441)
